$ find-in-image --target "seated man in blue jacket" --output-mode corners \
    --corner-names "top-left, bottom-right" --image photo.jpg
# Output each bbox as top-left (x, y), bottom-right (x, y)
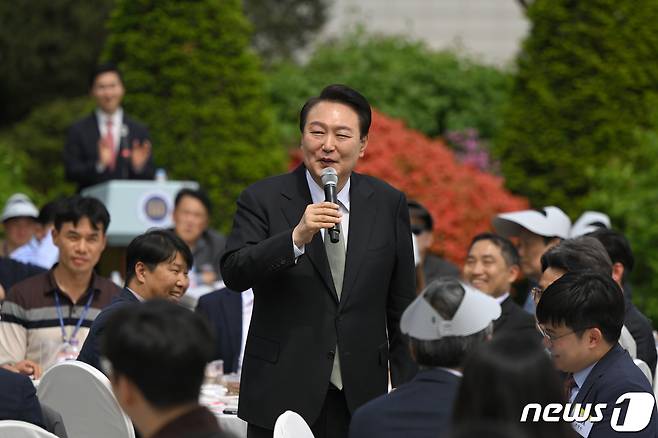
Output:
top-left (536, 272), bottom-right (657, 437)
top-left (78, 229), bottom-right (192, 372)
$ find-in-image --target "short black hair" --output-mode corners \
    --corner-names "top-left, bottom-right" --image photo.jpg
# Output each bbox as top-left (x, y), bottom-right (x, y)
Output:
top-left (101, 299), bottom-right (215, 409)
top-left (125, 229), bottom-right (193, 286)
top-left (587, 228), bottom-right (635, 273)
top-left (468, 233), bottom-right (520, 267)
top-left (410, 278), bottom-right (492, 368)
top-left (54, 195), bottom-right (110, 233)
top-left (89, 62), bottom-right (123, 88)
top-left (536, 271), bottom-right (624, 344)
top-left (299, 84), bottom-right (371, 140)
top-left (174, 188), bottom-right (212, 216)
top-left (37, 198), bottom-right (65, 227)
top-left (540, 236), bottom-right (611, 276)
top-left (407, 200), bottom-right (434, 232)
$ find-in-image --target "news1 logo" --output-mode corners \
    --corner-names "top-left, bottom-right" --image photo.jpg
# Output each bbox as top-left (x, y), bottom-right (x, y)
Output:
top-left (520, 392), bottom-right (655, 432)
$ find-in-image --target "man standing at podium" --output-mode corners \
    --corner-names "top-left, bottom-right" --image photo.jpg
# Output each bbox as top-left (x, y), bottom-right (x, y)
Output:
top-left (64, 63), bottom-right (155, 191)
top-left (221, 84), bottom-right (417, 438)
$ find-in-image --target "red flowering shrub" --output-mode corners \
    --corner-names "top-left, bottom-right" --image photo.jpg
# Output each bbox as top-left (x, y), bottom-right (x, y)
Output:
top-left (290, 110), bottom-right (528, 263)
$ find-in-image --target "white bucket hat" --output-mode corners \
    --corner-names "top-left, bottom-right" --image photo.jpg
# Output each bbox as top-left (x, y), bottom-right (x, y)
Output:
top-left (492, 206), bottom-right (571, 239)
top-left (1, 193), bottom-right (38, 222)
top-left (401, 282), bottom-right (501, 340)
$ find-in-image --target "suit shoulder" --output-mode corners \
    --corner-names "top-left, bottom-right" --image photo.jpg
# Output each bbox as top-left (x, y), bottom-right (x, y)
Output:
top-left (356, 173), bottom-right (405, 199)
top-left (241, 171), bottom-right (296, 197)
top-left (197, 288), bottom-right (240, 308)
top-left (68, 113), bottom-right (96, 132)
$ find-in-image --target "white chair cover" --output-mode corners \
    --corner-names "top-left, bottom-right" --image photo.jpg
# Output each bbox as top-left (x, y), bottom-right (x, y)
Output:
top-left (273, 411), bottom-right (314, 438)
top-left (619, 325), bottom-right (637, 359)
top-left (0, 420), bottom-right (59, 438)
top-left (634, 358), bottom-right (653, 386)
top-left (36, 360), bottom-right (135, 438)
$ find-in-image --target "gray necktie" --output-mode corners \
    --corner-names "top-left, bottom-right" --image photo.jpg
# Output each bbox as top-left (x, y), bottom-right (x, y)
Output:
top-left (325, 223), bottom-right (345, 389)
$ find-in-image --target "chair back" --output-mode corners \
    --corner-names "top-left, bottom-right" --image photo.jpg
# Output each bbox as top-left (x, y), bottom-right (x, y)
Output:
top-left (634, 358), bottom-right (653, 386)
top-left (36, 360), bottom-right (135, 438)
top-left (0, 420), bottom-right (59, 438)
top-left (273, 410), bottom-right (314, 438)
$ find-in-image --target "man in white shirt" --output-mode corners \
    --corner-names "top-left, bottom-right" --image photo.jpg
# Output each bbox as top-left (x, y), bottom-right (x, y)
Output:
top-left (64, 63), bottom-right (155, 191)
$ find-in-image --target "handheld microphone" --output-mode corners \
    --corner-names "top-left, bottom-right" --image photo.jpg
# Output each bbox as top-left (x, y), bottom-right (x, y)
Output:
top-left (321, 167), bottom-right (340, 243)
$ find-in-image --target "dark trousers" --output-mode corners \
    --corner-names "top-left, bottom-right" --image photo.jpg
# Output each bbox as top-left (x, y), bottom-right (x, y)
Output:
top-left (247, 384), bottom-right (351, 438)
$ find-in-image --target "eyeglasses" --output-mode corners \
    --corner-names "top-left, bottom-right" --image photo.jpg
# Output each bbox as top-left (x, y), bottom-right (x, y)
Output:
top-left (531, 286), bottom-right (543, 302)
top-left (410, 224), bottom-right (426, 236)
top-left (536, 324), bottom-right (591, 343)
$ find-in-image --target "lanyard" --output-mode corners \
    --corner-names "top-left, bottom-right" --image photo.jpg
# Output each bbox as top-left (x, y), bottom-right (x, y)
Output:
top-left (53, 289), bottom-right (95, 344)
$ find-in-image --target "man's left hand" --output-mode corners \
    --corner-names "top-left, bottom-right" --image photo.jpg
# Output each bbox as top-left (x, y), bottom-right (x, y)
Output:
top-left (131, 139), bottom-right (152, 172)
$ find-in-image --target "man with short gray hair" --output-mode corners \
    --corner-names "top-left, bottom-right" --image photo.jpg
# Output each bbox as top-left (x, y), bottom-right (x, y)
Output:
top-left (348, 278), bottom-right (501, 438)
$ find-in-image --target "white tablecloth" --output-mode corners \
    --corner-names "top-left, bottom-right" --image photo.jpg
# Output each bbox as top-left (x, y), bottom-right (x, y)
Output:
top-left (200, 384), bottom-right (247, 438)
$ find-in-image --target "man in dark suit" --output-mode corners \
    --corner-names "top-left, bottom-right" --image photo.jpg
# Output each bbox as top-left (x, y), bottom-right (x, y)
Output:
top-left (195, 287), bottom-right (249, 374)
top-left (64, 63), bottom-right (155, 191)
top-left (587, 228), bottom-right (657, 375)
top-left (349, 278), bottom-right (501, 438)
top-left (536, 272), bottom-right (657, 437)
top-left (0, 366), bottom-right (45, 426)
top-left (462, 233), bottom-right (538, 340)
top-left (78, 229), bottom-right (193, 372)
top-left (220, 85), bottom-right (417, 438)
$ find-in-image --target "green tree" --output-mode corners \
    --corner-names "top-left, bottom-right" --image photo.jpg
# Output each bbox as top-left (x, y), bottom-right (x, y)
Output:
top-left (267, 32), bottom-right (512, 147)
top-left (0, 0), bottom-right (113, 126)
top-left (1, 97), bottom-right (88, 204)
top-left (244, 0), bottom-right (330, 67)
top-left (585, 114), bottom-right (658, 324)
top-left (103, 0), bottom-right (285, 231)
top-left (494, 0), bottom-right (658, 214)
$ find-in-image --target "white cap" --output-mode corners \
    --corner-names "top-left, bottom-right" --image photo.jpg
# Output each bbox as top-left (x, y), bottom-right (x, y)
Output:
top-left (1, 193), bottom-right (38, 222)
top-left (401, 282), bottom-right (501, 340)
top-left (492, 206), bottom-right (571, 239)
top-left (570, 211), bottom-right (611, 238)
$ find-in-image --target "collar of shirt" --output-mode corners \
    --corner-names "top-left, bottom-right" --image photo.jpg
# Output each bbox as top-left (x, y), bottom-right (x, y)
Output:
top-left (573, 361), bottom-right (597, 390)
top-left (305, 169), bottom-right (350, 245)
top-left (437, 367), bottom-right (463, 378)
top-left (126, 287), bottom-right (145, 302)
top-left (44, 265), bottom-right (100, 302)
top-left (495, 292), bottom-right (510, 304)
top-left (305, 169), bottom-right (350, 212)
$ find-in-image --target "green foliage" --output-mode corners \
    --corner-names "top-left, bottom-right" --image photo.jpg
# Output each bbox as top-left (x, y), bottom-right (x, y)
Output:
top-left (267, 32), bottom-right (512, 146)
top-left (103, 0), bottom-right (285, 231)
top-left (585, 115), bottom-right (658, 324)
top-left (244, 0), bottom-right (330, 67)
top-left (0, 136), bottom-right (34, 208)
top-left (0, 0), bottom-right (113, 126)
top-left (1, 97), bottom-right (88, 205)
top-left (494, 0), bottom-right (658, 214)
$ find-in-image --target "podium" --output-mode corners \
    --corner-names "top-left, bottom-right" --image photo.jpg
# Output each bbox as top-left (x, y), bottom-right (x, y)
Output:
top-left (81, 179), bottom-right (198, 246)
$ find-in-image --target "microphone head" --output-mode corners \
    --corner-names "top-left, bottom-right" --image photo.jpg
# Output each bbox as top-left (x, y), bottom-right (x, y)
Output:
top-left (321, 167), bottom-right (338, 186)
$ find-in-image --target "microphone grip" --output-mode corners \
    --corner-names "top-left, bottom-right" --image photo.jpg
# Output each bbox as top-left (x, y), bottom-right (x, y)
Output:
top-left (324, 184), bottom-right (340, 243)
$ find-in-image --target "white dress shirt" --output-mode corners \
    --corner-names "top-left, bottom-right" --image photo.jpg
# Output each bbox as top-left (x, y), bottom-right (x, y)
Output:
top-left (95, 108), bottom-right (123, 172)
top-left (292, 169), bottom-right (351, 257)
top-left (238, 288), bottom-right (254, 372)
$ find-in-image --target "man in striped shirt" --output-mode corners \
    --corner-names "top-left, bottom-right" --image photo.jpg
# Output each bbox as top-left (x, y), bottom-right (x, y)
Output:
top-left (0, 195), bottom-right (120, 377)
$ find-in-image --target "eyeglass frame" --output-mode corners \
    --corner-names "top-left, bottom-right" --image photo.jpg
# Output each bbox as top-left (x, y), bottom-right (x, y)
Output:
top-left (531, 286), bottom-right (543, 302)
top-left (536, 323), bottom-right (593, 343)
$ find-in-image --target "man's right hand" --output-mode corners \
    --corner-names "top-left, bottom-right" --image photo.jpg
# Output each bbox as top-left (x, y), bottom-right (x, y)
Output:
top-left (2, 360), bottom-right (43, 379)
top-left (292, 202), bottom-right (342, 248)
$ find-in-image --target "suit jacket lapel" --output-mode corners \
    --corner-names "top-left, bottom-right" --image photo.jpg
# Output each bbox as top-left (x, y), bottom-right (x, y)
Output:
top-left (340, 173), bottom-right (375, 310)
top-left (574, 345), bottom-right (622, 404)
top-left (280, 165), bottom-right (338, 303)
